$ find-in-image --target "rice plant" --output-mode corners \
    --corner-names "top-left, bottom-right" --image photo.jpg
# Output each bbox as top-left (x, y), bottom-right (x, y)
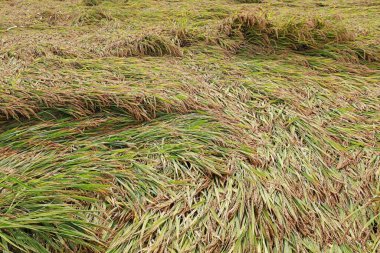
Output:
top-left (106, 34), bottom-right (183, 57)
top-left (235, 0), bottom-right (263, 3)
top-left (75, 9), bottom-right (113, 25)
top-left (82, 0), bottom-right (103, 6)
top-left (0, 0), bottom-right (379, 252)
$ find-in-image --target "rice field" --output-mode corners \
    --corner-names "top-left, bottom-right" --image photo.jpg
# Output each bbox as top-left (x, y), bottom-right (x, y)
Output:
top-left (0, 0), bottom-right (379, 252)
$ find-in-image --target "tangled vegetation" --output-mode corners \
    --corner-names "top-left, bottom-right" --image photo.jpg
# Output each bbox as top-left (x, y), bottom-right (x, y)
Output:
top-left (0, 0), bottom-right (379, 252)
